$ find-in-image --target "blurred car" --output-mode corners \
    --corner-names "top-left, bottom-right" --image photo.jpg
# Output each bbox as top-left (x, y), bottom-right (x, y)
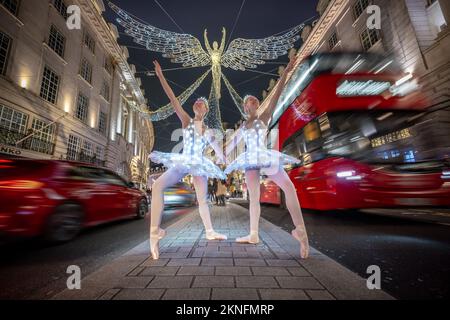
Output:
top-left (0, 158), bottom-right (148, 242)
top-left (149, 182), bottom-right (197, 208)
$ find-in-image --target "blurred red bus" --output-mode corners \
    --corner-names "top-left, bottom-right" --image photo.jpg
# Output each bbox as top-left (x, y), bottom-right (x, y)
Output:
top-left (261, 53), bottom-right (450, 210)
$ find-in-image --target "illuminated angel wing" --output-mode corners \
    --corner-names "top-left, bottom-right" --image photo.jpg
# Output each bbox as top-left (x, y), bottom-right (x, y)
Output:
top-left (222, 24), bottom-right (304, 71)
top-left (109, 2), bottom-right (211, 67)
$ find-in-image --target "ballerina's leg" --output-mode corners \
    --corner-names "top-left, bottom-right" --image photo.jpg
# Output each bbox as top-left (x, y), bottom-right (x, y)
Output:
top-left (236, 170), bottom-right (261, 244)
top-left (192, 176), bottom-right (227, 241)
top-left (268, 168), bottom-right (309, 259)
top-left (150, 167), bottom-right (186, 259)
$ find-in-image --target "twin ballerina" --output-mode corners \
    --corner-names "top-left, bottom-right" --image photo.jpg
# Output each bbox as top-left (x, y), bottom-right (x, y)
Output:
top-left (149, 59), bottom-right (309, 260)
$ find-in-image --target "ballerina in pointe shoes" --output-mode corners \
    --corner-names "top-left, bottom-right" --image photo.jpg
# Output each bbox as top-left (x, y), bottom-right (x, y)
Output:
top-left (225, 57), bottom-right (310, 259)
top-left (149, 61), bottom-right (227, 260)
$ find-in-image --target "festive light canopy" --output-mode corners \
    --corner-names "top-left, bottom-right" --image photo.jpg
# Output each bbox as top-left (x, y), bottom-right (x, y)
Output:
top-left (109, 2), bottom-right (304, 130)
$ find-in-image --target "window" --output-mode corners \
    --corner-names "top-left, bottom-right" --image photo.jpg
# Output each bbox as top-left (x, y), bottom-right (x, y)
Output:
top-left (0, 104), bottom-right (28, 133)
top-left (0, 31), bottom-right (11, 75)
top-left (75, 93), bottom-right (89, 122)
top-left (328, 32), bottom-right (338, 49)
top-left (81, 140), bottom-right (93, 157)
top-left (353, 0), bottom-right (370, 20)
top-left (79, 58), bottom-right (93, 84)
top-left (100, 81), bottom-right (110, 101)
top-left (29, 118), bottom-right (56, 154)
top-left (98, 111), bottom-right (107, 135)
top-left (104, 56), bottom-right (113, 75)
top-left (52, 0), bottom-right (68, 19)
top-left (1, 0), bottom-right (19, 16)
top-left (83, 31), bottom-right (95, 54)
top-left (360, 28), bottom-right (380, 51)
top-left (95, 146), bottom-right (104, 160)
top-left (67, 134), bottom-right (81, 160)
top-left (40, 66), bottom-right (60, 104)
top-left (48, 25), bottom-right (65, 58)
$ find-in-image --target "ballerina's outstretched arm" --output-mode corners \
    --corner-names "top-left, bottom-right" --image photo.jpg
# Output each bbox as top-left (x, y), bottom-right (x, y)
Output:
top-left (259, 56), bottom-right (297, 125)
top-left (153, 60), bottom-right (191, 128)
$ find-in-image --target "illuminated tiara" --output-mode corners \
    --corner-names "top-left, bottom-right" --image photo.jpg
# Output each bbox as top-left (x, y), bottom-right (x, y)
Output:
top-left (196, 97), bottom-right (209, 108)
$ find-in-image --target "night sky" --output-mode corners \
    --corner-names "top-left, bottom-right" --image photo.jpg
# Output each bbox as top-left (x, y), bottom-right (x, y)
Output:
top-left (104, 0), bottom-right (319, 152)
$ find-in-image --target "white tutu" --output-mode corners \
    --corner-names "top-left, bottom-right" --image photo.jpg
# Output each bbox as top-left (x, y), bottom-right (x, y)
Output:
top-left (225, 119), bottom-right (300, 174)
top-left (150, 119), bottom-right (226, 180)
top-left (150, 151), bottom-right (226, 179)
top-left (225, 149), bottom-right (299, 174)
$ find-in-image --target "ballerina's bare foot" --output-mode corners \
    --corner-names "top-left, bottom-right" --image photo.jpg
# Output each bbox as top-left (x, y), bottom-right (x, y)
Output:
top-left (291, 227), bottom-right (309, 259)
top-left (236, 232), bottom-right (259, 245)
top-left (150, 229), bottom-right (166, 260)
top-left (205, 230), bottom-right (228, 241)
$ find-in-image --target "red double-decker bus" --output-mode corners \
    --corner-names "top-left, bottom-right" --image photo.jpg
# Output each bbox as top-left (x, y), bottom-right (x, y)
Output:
top-left (261, 53), bottom-right (450, 210)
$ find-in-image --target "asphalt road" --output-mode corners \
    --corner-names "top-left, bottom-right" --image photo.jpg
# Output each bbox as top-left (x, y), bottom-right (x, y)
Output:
top-left (0, 206), bottom-right (194, 300)
top-left (235, 201), bottom-right (450, 300)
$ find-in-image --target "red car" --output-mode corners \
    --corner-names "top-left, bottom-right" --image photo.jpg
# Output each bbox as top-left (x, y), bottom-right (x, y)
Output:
top-left (0, 158), bottom-right (149, 242)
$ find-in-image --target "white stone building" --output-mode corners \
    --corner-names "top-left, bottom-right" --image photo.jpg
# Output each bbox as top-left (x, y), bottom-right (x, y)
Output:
top-left (0, 0), bottom-right (155, 187)
top-left (260, 0), bottom-right (450, 113)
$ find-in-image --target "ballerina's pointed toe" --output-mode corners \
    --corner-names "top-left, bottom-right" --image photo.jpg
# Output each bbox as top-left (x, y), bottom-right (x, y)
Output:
top-left (291, 228), bottom-right (310, 259)
top-left (150, 229), bottom-right (167, 260)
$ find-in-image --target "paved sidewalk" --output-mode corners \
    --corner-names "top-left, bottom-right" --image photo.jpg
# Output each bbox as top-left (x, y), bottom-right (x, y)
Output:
top-left (53, 203), bottom-right (393, 300)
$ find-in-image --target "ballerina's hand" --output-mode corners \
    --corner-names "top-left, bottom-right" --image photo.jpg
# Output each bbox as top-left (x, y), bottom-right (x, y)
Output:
top-left (153, 60), bottom-right (163, 78)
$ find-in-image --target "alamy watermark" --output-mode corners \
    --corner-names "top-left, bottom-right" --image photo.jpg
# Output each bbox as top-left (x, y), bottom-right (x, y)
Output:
top-left (66, 265), bottom-right (81, 290)
top-left (366, 265), bottom-right (381, 290)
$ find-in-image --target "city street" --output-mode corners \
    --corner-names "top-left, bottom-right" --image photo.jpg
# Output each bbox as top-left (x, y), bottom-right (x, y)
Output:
top-left (0, 207), bottom-right (193, 300)
top-left (235, 201), bottom-right (450, 300)
top-left (1, 201), bottom-right (449, 300)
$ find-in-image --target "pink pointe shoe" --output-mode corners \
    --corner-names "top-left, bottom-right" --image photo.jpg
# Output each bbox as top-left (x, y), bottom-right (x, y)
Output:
top-left (150, 229), bottom-right (166, 260)
top-left (206, 230), bottom-right (228, 241)
top-left (236, 232), bottom-right (259, 245)
top-left (291, 226), bottom-right (309, 259)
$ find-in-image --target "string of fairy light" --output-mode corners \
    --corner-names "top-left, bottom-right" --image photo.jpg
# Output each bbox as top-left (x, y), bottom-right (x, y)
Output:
top-left (108, 1), bottom-right (305, 130)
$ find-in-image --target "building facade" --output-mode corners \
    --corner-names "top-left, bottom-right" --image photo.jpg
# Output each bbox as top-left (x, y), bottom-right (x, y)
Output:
top-left (260, 0), bottom-right (450, 113)
top-left (0, 0), bottom-right (155, 188)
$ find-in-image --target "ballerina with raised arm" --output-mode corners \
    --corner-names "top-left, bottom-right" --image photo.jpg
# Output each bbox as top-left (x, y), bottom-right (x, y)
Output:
top-left (149, 61), bottom-right (227, 260)
top-left (225, 57), bottom-right (310, 259)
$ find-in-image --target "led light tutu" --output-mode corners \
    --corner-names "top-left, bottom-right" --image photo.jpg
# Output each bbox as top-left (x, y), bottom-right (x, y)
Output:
top-left (225, 120), bottom-right (300, 174)
top-left (150, 120), bottom-right (226, 179)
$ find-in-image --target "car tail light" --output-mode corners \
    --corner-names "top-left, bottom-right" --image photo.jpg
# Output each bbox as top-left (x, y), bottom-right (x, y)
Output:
top-left (337, 171), bottom-right (362, 181)
top-left (0, 180), bottom-right (44, 190)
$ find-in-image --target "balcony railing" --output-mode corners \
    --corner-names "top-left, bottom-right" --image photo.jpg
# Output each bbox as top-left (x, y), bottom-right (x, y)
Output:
top-left (0, 127), bottom-right (55, 155)
top-left (65, 150), bottom-right (106, 167)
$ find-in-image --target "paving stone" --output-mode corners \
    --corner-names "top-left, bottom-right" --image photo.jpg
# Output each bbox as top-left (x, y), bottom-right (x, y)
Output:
top-left (215, 267), bottom-right (252, 276)
top-left (97, 289), bottom-right (121, 300)
top-left (147, 276), bottom-right (194, 289)
top-left (251, 267), bottom-right (290, 276)
top-left (201, 258), bottom-right (234, 266)
top-left (203, 251), bottom-right (233, 258)
top-left (259, 289), bottom-right (309, 300)
top-left (306, 290), bottom-right (336, 300)
top-left (162, 289), bottom-right (211, 300)
top-left (276, 277), bottom-right (324, 289)
top-left (192, 276), bottom-right (235, 288)
top-left (177, 266), bottom-right (215, 276)
top-left (212, 289), bottom-right (259, 300)
top-left (159, 252), bottom-right (190, 259)
top-left (266, 259), bottom-right (300, 267)
top-left (287, 267), bottom-right (310, 277)
top-left (234, 259), bottom-right (267, 267)
top-left (140, 267), bottom-right (179, 276)
top-left (235, 276), bottom-right (279, 288)
top-left (233, 252), bottom-right (262, 258)
top-left (167, 259), bottom-right (201, 266)
top-left (127, 266), bottom-right (144, 277)
top-left (113, 289), bottom-right (165, 300)
top-left (140, 258), bottom-right (170, 267)
top-left (115, 277), bottom-right (154, 289)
